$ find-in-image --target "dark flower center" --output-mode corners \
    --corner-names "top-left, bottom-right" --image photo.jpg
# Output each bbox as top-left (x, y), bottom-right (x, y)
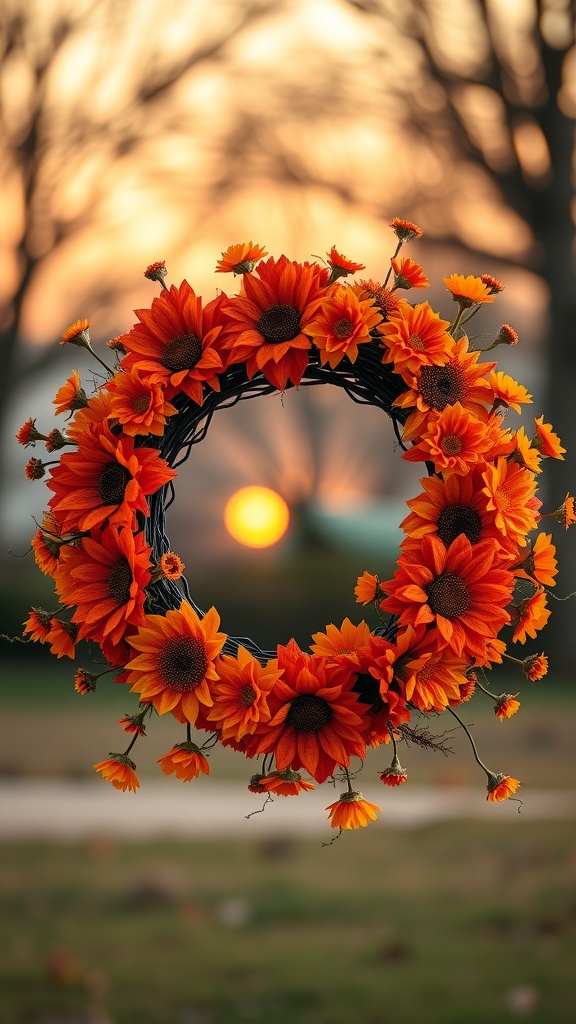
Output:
top-left (159, 635), bottom-right (208, 692)
top-left (240, 684), bottom-right (256, 707)
top-left (418, 363), bottom-right (465, 410)
top-left (426, 572), bottom-right (470, 618)
top-left (441, 434), bottom-right (463, 455)
top-left (285, 693), bottom-right (332, 732)
top-left (161, 333), bottom-right (203, 372)
top-left (256, 304), bottom-right (301, 344)
top-left (333, 317), bottom-right (354, 340)
top-left (353, 673), bottom-right (384, 714)
top-left (108, 557), bottom-right (133, 606)
top-left (98, 462), bottom-right (131, 506)
top-left (132, 394), bottom-right (151, 413)
top-left (437, 505), bottom-right (482, 546)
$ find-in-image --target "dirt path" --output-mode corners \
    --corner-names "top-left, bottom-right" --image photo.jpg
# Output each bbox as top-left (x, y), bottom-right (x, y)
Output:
top-left (2, 779), bottom-right (575, 840)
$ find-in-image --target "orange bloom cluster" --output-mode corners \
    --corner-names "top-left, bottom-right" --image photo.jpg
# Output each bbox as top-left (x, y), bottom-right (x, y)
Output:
top-left (18, 224), bottom-right (567, 831)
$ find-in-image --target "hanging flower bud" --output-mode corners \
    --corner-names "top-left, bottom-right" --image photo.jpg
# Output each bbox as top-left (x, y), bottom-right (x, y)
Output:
top-left (61, 319), bottom-right (91, 348)
top-left (486, 773), bottom-right (520, 802)
top-left (16, 418), bottom-right (47, 447)
top-left (494, 694), bottom-right (521, 720)
top-left (144, 260), bottom-right (168, 284)
top-left (74, 669), bottom-right (98, 695)
top-left (390, 217), bottom-right (423, 241)
top-left (480, 274), bottom-right (505, 294)
top-left (379, 754), bottom-right (408, 786)
top-left (45, 429), bottom-right (68, 453)
top-left (25, 458), bottom-right (46, 480)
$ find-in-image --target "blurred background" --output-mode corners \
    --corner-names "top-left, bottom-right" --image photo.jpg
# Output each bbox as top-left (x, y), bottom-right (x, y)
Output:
top-left (1, 1), bottom-right (575, 1022)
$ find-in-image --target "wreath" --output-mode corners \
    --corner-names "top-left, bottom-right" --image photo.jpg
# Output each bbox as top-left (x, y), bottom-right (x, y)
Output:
top-left (16, 218), bottom-right (572, 833)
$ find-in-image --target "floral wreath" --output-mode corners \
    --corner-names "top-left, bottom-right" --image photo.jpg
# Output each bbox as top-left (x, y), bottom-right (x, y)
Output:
top-left (16, 218), bottom-right (573, 834)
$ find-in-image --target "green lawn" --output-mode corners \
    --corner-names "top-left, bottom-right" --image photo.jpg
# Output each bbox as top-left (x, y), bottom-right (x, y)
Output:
top-left (1, 823), bottom-right (575, 1024)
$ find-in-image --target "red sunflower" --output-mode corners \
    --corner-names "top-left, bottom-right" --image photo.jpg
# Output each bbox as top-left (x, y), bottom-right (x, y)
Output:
top-left (120, 280), bottom-right (224, 404)
top-left (55, 524), bottom-right (152, 647)
top-left (47, 421), bottom-right (175, 533)
top-left (124, 603), bottom-right (226, 723)
top-left (222, 255), bottom-right (328, 388)
top-left (251, 639), bottom-right (369, 783)
top-left (380, 534), bottom-right (514, 660)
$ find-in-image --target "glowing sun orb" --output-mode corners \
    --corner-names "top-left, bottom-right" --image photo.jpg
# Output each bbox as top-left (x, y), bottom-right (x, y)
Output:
top-left (224, 486), bottom-right (290, 548)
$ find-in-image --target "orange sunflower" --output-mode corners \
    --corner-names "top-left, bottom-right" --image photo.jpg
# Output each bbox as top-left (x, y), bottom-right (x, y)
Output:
top-left (326, 791), bottom-right (380, 829)
top-left (106, 370), bottom-right (178, 436)
top-left (215, 242), bottom-right (268, 275)
top-left (400, 469), bottom-right (503, 550)
top-left (47, 421), bottom-right (176, 533)
top-left (23, 607), bottom-right (53, 643)
top-left (125, 603), bottom-right (226, 722)
top-left (394, 336), bottom-right (495, 441)
top-left (481, 458), bottom-right (539, 548)
top-left (305, 285), bottom-right (382, 368)
top-left (251, 639), bottom-right (369, 783)
top-left (55, 523), bottom-right (152, 648)
top-left (380, 534), bottom-right (514, 660)
top-left (65, 390), bottom-right (114, 441)
top-left (380, 301), bottom-right (453, 376)
top-left (206, 645), bottom-right (282, 742)
top-left (222, 255), bottom-right (327, 388)
top-left (53, 370), bottom-right (88, 416)
top-left (390, 257), bottom-right (429, 290)
top-left (119, 280), bottom-right (224, 404)
top-left (402, 403), bottom-right (495, 477)
top-left (443, 274), bottom-right (495, 307)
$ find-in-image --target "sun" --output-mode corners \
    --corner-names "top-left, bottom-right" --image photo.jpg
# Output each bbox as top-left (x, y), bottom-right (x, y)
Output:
top-left (224, 486), bottom-right (290, 548)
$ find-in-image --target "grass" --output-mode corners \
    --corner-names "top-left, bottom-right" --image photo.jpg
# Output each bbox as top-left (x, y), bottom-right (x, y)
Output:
top-left (1, 823), bottom-right (575, 1023)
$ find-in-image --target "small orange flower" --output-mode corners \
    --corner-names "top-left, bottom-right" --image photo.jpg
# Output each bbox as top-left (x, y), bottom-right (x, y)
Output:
top-left (354, 571), bottom-right (380, 605)
top-left (402, 403), bottom-right (494, 477)
top-left (207, 645), bottom-right (281, 742)
top-left (215, 242), bottom-right (268, 275)
top-left (157, 742), bottom-right (210, 781)
top-left (443, 274), bottom-right (495, 307)
top-left (326, 246), bottom-right (365, 275)
top-left (258, 769), bottom-right (315, 796)
top-left (144, 260), bottom-right (167, 282)
top-left (486, 773), bottom-right (520, 802)
top-left (306, 286), bottom-right (382, 368)
top-left (495, 324), bottom-right (518, 346)
top-left (118, 714), bottom-right (147, 735)
top-left (46, 619), bottom-right (78, 659)
top-left (515, 532), bottom-right (558, 588)
top-left (53, 370), bottom-right (88, 416)
top-left (31, 513), bottom-right (70, 577)
top-left (480, 274), bottom-right (505, 294)
top-left (310, 618), bottom-right (371, 667)
top-left (390, 217), bottom-right (423, 241)
top-left (380, 301), bottom-right (453, 376)
top-left (494, 694), bottom-right (521, 720)
top-left (158, 552), bottom-right (185, 580)
top-left (326, 791), bottom-right (381, 829)
top-left (45, 429), bottom-right (67, 453)
top-left (16, 418), bottom-right (45, 447)
top-left (489, 371), bottom-right (532, 414)
top-left (379, 755), bottom-right (408, 786)
top-left (508, 426), bottom-right (542, 474)
top-left (23, 607), bottom-right (52, 643)
top-left (512, 589), bottom-right (550, 644)
top-left (532, 416), bottom-right (566, 459)
top-left (352, 280), bottom-right (400, 321)
top-left (521, 652), bottom-right (548, 681)
top-left (61, 318), bottom-right (91, 346)
top-left (106, 370), bottom-right (178, 436)
top-left (25, 458), bottom-right (46, 480)
top-left (549, 494), bottom-right (576, 529)
top-left (390, 257), bottom-right (429, 290)
top-left (74, 669), bottom-right (98, 695)
top-left (482, 459), bottom-right (539, 548)
top-left (94, 755), bottom-right (139, 792)
top-left (248, 774), bottom-right (267, 793)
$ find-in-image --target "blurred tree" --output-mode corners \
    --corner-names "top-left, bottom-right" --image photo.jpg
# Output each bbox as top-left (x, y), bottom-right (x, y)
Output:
top-left (0, 0), bottom-right (277, 409)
